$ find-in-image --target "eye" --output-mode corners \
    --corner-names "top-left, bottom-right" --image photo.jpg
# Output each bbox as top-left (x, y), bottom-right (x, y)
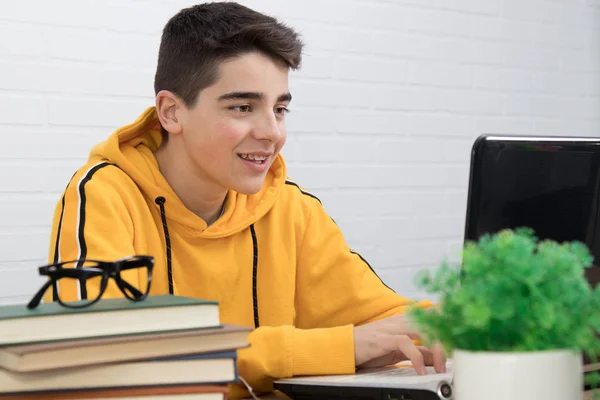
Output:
top-left (275, 106), bottom-right (290, 115)
top-left (230, 105), bottom-right (252, 113)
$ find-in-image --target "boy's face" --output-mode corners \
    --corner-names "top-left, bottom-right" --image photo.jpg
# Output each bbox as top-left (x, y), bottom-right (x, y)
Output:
top-left (177, 52), bottom-right (290, 195)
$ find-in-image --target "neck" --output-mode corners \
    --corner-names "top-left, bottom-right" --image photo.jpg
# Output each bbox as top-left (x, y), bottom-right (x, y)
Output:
top-left (155, 141), bottom-right (227, 226)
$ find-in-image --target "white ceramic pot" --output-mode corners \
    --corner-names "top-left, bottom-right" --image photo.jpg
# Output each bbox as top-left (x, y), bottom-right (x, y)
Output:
top-left (453, 349), bottom-right (582, 400)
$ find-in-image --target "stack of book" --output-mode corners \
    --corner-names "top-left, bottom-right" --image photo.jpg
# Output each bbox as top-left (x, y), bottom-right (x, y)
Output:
top-left (0, 295), bottom-right (251, 399)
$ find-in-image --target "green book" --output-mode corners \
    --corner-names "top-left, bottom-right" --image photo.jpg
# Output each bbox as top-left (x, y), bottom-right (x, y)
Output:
top-left (0, 295), bottom-right (220, 345)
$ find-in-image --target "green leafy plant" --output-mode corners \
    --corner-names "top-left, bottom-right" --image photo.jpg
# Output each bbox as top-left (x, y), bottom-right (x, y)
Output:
top-left (410, 228), bottom-right (600, 388)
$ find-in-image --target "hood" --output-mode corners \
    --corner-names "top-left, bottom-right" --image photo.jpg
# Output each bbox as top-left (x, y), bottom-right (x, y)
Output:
top-left (88, 106), bottom-right (286, 238)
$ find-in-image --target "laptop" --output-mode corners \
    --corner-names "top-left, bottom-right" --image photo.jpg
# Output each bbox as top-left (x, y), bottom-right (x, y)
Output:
top-left (274, 361), bottom-right (454, 400)
top-left (464, 134), bottom-right (600, 288)
top-left (464, 134), bottom-right (600, 383)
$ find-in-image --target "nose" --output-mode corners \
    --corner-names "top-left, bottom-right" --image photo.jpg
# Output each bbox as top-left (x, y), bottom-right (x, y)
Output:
top-left (253, 112), bottom-right (283, 142)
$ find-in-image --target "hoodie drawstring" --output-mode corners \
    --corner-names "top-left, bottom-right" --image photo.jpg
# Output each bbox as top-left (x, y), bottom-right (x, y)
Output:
top-left (250, 224), bottom-right (260, 328)
top-left (155, 197), bottom-right (174, 295)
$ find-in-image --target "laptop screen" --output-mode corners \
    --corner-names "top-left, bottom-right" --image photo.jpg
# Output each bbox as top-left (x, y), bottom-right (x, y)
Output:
top-left (464, 136), bottom-right (600, 286)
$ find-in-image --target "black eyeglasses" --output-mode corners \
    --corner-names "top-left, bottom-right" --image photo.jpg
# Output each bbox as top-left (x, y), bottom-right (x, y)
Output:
top-left (27, 255), bottom-right (155, 309)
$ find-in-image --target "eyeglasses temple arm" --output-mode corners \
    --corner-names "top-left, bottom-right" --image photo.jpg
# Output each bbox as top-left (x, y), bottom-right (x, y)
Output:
top-left (27, 280), bottom-right (54, 309)
top-left (119, 278), bottom-right (144, 298)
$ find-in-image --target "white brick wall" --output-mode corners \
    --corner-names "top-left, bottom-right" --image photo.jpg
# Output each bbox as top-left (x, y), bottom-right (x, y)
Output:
top-left (0, 0), bottom-right (598, 305)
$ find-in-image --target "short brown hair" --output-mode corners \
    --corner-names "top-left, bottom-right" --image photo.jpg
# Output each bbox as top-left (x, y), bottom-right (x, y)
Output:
top-left (154, 2), bottom-right (304, 140)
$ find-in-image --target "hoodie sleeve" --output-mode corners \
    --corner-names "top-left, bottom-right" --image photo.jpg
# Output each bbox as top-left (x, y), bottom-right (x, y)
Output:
top-left (232, 197), bottom-right (433, 396)
top-left (44, 163), bottom-right (138, 303)
top-left (294, 199), bottom-right (434, 329)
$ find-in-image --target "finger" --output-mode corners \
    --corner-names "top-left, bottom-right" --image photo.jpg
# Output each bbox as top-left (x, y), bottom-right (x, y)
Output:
top-left (416, 344), bottom-right (447, 373)
top-left (359, 350), bottom-right (405, 369)
top-left (417, 346), bottom-right (434, 366)
top-left (376, 319), bottom-right (423, 340)
top-left (395, 335), bottom-right (426, 375)
top-left (432, 342), bottom-right (447, 373)
top-left (374, 325), bottom-right (422, 341)
top-left (365, 314), bottom-right (428, 343)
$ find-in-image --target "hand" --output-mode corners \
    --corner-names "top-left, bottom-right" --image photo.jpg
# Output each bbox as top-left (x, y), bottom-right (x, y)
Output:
top-left (353, 313), bottom-right (446, 375)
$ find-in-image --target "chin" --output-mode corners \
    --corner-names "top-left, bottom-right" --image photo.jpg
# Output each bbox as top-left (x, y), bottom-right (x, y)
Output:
top-left (232, 180), bottom-right (265, 195)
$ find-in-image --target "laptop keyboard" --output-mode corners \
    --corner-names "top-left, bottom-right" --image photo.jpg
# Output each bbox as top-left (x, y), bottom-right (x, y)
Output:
top-left (353, 366), bottom-right (452, 384)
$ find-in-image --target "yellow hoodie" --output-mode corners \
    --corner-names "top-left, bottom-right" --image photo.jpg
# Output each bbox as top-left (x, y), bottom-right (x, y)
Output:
top-left (46, 107), bottom-right (432, 397)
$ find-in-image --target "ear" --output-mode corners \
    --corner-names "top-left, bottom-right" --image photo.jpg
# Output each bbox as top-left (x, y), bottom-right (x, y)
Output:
top-left (155, 90), bottom-right (184, 136)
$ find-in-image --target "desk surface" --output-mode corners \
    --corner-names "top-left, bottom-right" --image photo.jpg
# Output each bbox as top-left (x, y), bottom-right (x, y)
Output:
top-left (252, 389), bottom-right (599, 399)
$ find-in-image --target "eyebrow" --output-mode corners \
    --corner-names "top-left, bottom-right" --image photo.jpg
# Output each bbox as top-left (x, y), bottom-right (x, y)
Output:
top-left (278, 93), bottom-right (292, 102)
top-left (217, 91), bottom-right (292, 102)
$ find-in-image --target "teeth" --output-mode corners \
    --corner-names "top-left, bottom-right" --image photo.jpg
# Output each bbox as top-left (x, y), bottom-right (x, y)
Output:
top-left (240, 154), bottom-right (267, 161)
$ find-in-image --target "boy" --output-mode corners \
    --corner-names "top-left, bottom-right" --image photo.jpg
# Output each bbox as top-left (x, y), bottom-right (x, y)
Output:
top-left (45, 2), bottom-right (445, 397)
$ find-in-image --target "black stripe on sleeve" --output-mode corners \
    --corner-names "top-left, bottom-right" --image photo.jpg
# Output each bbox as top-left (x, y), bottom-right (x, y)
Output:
top-left (50, 172), bottom-right (77, 302)
top-left (350, 249), bottom-right (396, 293)
top-left (285, 180), bottom-right (322, 205)
top-left (52, 172), bottom-right (77, 265)
top-left (76, 162), bottom-right (114, 299)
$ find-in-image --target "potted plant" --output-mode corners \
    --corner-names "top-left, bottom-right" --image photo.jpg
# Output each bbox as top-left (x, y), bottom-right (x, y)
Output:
top-left (410, 228), bottom-right (600, 400)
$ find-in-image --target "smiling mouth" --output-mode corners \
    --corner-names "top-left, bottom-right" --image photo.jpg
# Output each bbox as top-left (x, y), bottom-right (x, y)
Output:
top-left (238, 154), bottom-right (268, 164)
